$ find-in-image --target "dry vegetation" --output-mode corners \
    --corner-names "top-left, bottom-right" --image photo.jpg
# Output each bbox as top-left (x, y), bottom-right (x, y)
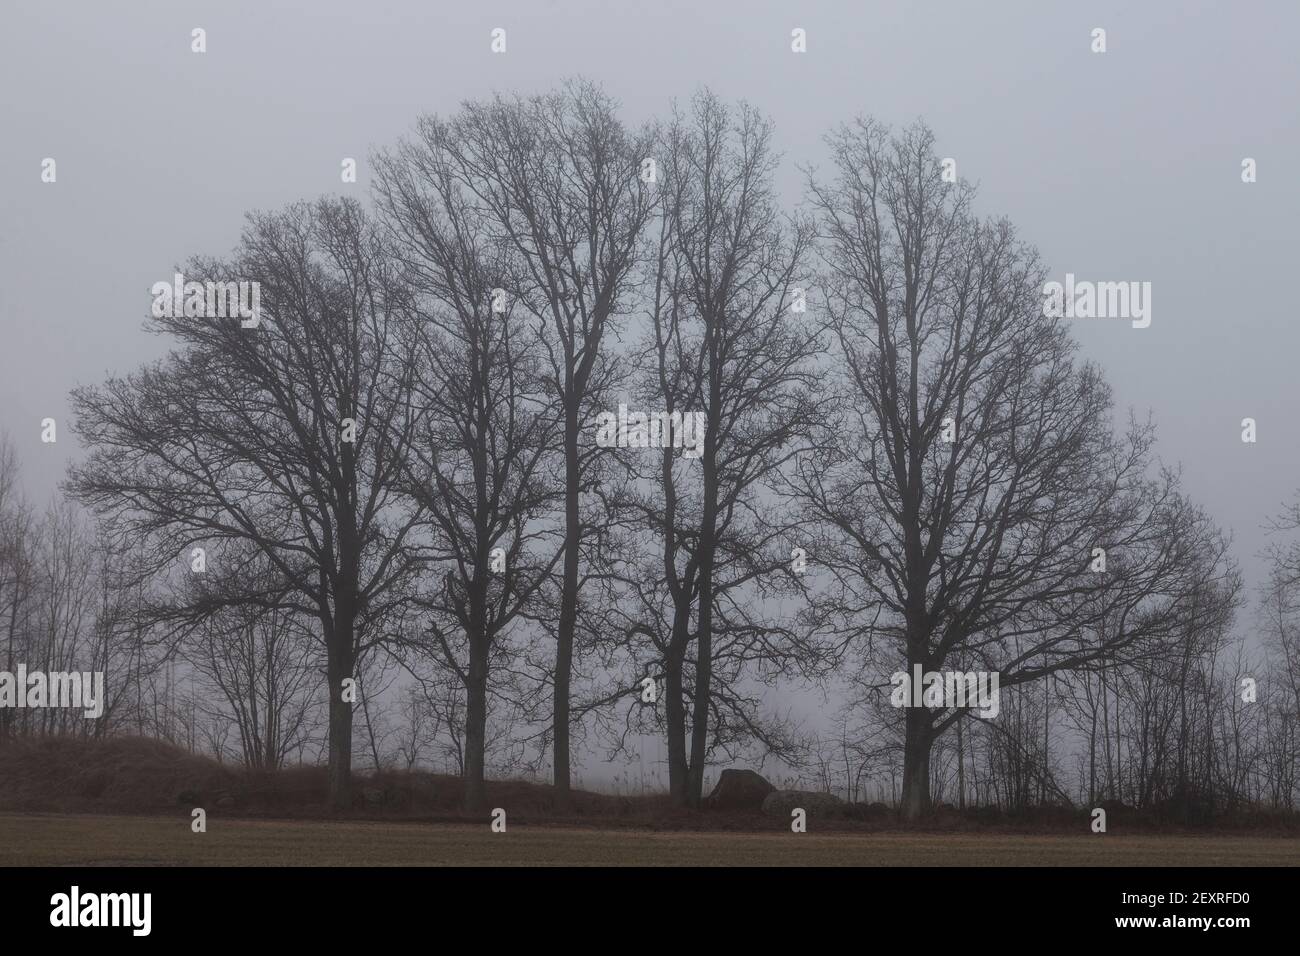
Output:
top-left (2, 736), bottom-right (1298, 860)
top-left (1, 813), bottom-right (1295, 867)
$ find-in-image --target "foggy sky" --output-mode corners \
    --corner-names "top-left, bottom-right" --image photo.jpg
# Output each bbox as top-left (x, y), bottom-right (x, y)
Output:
top-left (2, 0), bottom-right (1298, 780)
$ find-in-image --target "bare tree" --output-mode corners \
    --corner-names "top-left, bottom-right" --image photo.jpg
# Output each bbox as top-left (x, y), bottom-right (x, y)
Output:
top-left (183, 562), bottom-right (321, 770)
top-left (376, 81), bottom-right (656, 808)
top-left (0, 434), bottom-right (36, 743)
top-left (393, 683), bottom-right (439, 770)
top-left (608, 91), bottom-right (826, 807)
top-left (67, 197), bottom-right (428, 808)
top-left (796, 117), bottom-right (1238, 819)
top-left (374, 144), bottom-right (561, 810)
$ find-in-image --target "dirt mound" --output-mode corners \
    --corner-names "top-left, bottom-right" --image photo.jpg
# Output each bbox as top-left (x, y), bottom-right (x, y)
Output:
top-left (0, 735), bottom-right (238, 813)
top-left (0, 735), bottom-right (659, 822)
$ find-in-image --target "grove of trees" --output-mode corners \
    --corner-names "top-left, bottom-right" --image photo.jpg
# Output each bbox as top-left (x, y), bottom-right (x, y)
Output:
top-left (1, 81), bottom-right (1292, 821)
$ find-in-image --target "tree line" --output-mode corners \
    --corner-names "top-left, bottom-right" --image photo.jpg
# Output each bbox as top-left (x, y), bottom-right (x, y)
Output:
top-left (1, 81), bottom-right (1290, 821)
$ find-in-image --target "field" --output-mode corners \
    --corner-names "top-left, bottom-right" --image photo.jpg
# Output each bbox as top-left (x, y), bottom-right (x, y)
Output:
top-left (1, 812), bottom-right (1296, 866)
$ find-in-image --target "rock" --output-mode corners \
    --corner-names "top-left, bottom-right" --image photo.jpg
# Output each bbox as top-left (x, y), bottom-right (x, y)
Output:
top-left (706, 769), bottom-right (775, 810)
top-left (761, 789), bottom-right (845, 819)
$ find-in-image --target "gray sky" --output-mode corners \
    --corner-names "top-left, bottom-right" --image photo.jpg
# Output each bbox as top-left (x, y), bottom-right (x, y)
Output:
top-left (2, 0), bottom-right (1297, 641)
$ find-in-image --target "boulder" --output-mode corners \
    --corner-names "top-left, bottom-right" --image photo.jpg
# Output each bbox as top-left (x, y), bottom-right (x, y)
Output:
top-left (761, 789), bottom-right (845, 819)
top-left (706, 769), bottom-right (775, 810)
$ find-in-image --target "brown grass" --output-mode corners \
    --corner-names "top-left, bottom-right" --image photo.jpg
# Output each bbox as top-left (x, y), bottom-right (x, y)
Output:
top-left (0, 735), bottom-right (240, 813)
top-left (0, 735), bottom-right (653, 820)
top-left (3, 736), bottom-right (1298, 840)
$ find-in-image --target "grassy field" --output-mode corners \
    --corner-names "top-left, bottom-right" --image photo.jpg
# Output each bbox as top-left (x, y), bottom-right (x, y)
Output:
top-left (1, 812), bottom-right (1296, 866)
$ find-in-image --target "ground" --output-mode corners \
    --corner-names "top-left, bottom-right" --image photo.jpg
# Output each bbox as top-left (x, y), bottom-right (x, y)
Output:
top-left (2, 813), bottom-right (1296, 866)
top-left (3, 740), bottom-right (1298, 865)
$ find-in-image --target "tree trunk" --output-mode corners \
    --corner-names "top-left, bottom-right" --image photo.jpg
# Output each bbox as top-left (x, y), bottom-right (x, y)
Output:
top-left (552, 413), bottom-right (580, 812)
top-left (1088, 702), bottom-right (1098, 806)
top-left (900, 706), bottom-right (933, 820)
top-left (664, 625), bottom-right (690, 806)
top-left (326, 644), bottom-right (354, 811)
top-left (956, 717), bottom-right (966, 811)
top-left (464, 638), bottom-right (489, 814)
top-left (685, 417), bottom-right (719, 808)
top-left (687, 579), bottom-right (713, 807)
